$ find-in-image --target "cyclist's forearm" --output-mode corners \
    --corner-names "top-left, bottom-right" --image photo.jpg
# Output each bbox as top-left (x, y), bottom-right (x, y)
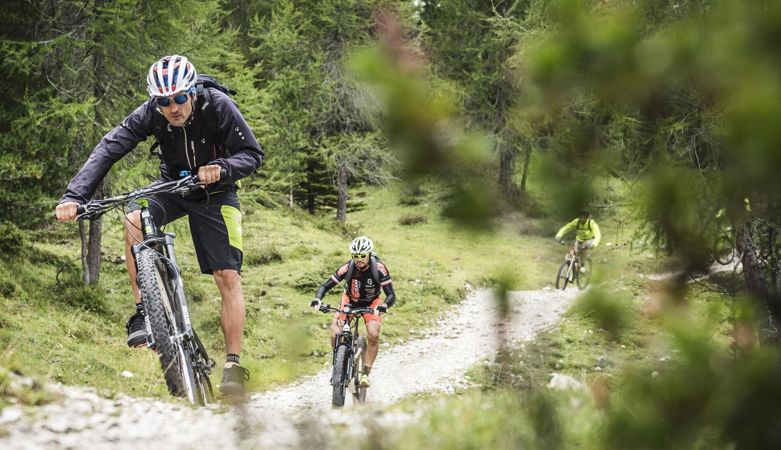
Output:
top-left (315, 278), bottom-right (338, 300)
top-left (382, 284), bottom-right (396, 308)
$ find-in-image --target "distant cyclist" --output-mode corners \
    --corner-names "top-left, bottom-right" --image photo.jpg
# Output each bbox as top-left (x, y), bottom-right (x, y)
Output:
top-left (310, 236), bottom-right (397, 388)
top-left (555, 209), bottom-right (601, 270)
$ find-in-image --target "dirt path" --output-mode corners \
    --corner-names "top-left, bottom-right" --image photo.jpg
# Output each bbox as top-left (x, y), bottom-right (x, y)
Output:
top-left (0, 287), bottom-right (579, 449)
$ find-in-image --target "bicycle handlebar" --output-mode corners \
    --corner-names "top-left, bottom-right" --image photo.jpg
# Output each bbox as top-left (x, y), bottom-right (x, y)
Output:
top-left (318, 304), bottom-right (377, 315)
top-left (75, 169), bottom-right (227, 220)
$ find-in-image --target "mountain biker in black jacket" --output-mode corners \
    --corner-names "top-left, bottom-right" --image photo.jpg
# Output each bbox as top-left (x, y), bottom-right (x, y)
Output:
top-left (54, 55), bottom-right (262, 396)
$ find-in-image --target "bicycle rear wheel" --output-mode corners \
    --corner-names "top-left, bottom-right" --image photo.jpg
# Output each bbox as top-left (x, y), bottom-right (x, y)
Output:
top-left (136, 249), bottom-right (195, 399)
top-left (332, 344), bottom-right (349, 407)
top-left (191, 331), bottom-right (215, 406)
top-left (577, 258), bottom-right (592, 290)
top-left (353, 336), bottom-right (367, 404)
top-left (556, 261), bottom-right (571, 290)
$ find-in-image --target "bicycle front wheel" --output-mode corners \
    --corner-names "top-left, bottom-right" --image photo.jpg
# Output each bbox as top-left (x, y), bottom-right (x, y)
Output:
top-left (556, 261), bottom-right (571, 290)
top-left (332, 344), bottom-right (349, 407)
top-left (714, 235), bottom-right (735, 265)
top-left (353, 336), bottom-right (367, 404)
top-left (136, 249), bottom-right (194, 399)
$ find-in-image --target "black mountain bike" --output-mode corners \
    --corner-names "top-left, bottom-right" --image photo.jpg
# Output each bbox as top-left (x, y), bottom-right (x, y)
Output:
top-left (76, 176), bottom-right (215, 405)
top-left (555, 240), bottom-right (592, 290)
top-left (318, 304), bottom-right (372, 407)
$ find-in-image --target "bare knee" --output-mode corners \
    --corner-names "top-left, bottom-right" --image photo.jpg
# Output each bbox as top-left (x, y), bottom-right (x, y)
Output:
top-left (366, 324), bottom-right (381, 345)
top-left (213, 269), bottom-right (241, 287)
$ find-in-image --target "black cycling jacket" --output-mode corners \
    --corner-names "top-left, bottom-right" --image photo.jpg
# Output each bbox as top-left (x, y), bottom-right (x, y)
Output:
top-left (60, 88), bottom-right (264, 204)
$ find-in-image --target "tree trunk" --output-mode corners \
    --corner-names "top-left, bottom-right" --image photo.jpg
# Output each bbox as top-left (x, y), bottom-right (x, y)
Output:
top-left (289, 178), bottom-right (294, 208)
top-left (306, 159), bottom-right (315, 214)
top-left (736, 223), bottom-right (780, 343)
top-left (82, 181), bottom-right (104, 285)
top-left (498, 141), bottom-right (520, 205)
top-left (520, 145), bottom-right (532, 192)
top-left (336, 164), bottom-right (348, 223)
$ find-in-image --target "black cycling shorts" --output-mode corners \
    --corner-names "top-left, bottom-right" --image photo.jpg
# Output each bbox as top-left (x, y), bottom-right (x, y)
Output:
top-left (130, 190), bottom-right (243, 275)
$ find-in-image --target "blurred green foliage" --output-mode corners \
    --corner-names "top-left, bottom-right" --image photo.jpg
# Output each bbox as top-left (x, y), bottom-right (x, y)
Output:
top-left (3, 0), bottom-right (781, 448)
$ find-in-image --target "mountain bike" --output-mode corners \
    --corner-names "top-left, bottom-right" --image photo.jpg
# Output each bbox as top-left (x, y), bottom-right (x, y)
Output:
top-left (555, 240), bottom-right (591, 290)
top-left (76, 175), bottom-right (215, 405)
top-left (318, 304), bottom-right (372, 407)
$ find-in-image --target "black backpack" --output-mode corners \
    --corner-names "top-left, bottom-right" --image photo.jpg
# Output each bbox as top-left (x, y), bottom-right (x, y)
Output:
top-left (343, 255), bottom-right (382, 286)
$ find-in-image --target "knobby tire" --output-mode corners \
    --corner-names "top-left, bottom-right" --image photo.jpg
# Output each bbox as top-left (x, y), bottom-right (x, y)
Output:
top-left (136, 249), bottom-right (194, 399)
top-left (332, 344), bottom-right (349, 407)
top-left (556, 261), bottom-right (571, 290)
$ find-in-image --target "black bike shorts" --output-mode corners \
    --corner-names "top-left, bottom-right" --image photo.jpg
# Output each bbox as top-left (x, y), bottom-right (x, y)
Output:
top-left (130, 190), bottom-right (243, 275)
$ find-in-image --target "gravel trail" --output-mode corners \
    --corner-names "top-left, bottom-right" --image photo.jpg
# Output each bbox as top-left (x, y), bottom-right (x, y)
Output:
top-left (0, 287), bottom-right (578, 450)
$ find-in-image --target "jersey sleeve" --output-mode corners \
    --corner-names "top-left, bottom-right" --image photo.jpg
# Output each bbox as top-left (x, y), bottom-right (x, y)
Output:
top-left (60, 102), bottom-right (154, 204)
top-left (591, 221), bottom-right (602, 246)
top-left (376, 262), bottom-right (392, 286)
top-left (555, 218), bottom-right (579, 239)
top-left (209, 90), bottom-right (264, 181)
top-left (332, 261), bottom-right (351, 283)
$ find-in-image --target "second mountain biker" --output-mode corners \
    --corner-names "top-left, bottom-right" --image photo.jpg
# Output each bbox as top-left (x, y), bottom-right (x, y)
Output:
top-left (54, 55), bottom-right (263, 397)
top-left (310, 236), bottom-right (397, 388)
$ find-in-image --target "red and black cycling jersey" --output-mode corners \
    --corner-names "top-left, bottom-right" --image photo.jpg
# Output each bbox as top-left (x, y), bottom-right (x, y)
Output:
top-left (332, 260), bottom-right (392, 301)
top-left (314, 258), bottom-right (396, 308)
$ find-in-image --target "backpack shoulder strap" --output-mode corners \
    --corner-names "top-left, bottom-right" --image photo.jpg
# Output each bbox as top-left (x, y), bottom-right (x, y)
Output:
top-left (370, 255), bottom-right (381, 284)
top-left (195, 85), bottom-right (223, 150)
top-left (344, 259), bottom-right (356, 283)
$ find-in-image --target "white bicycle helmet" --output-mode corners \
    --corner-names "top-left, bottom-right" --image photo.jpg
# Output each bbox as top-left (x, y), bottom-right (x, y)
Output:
top-left (349, 236), bottom-right (374, 255)
top-left (146, 55), bottom-right (198, 97)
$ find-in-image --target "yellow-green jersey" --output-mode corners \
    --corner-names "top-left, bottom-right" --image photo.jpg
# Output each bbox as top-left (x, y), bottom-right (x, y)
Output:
top-left (555, 218), bottom-right (601, 247)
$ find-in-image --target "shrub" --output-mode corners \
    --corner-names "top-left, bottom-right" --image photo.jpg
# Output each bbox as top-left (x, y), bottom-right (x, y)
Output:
top-left (398, 213), bottom-right (427, 226)
top-left (0, 221), bottom-right (26, 255)
top-left (245, 243), bottom-right (283, 266)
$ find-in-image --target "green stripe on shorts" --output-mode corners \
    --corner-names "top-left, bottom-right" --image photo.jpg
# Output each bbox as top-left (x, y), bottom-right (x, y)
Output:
top-left (221, 205), bottom-right (243, 251)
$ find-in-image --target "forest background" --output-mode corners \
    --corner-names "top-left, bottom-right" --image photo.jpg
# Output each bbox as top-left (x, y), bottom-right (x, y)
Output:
top-left (2, 0), bottom-right (781, 448)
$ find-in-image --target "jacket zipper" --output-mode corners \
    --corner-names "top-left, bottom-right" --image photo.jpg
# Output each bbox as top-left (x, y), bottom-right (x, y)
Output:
top-left (182, 127), bottom-right (192, 170)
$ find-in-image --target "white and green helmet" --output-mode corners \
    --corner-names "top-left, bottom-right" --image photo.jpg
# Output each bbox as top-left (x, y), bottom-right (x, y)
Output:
top-left (349, 236), bottom-right (374, 254)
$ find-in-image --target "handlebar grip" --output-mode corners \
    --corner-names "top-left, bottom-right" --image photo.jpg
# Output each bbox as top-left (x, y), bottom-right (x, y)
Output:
top-left (76, 205), bottom-right (86, 215)
top-left (193, 168), bottom-right (229, 183)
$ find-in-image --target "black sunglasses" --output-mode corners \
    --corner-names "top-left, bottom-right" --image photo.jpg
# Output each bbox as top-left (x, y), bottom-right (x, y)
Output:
top-left (156, 93), bottom-right (189, 107)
